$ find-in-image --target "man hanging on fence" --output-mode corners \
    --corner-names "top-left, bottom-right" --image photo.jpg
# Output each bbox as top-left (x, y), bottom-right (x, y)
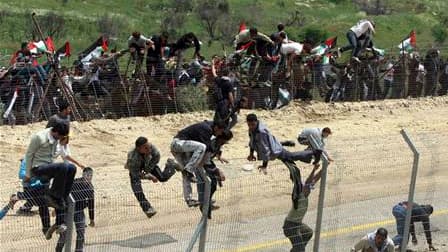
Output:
top-left (246, 113), bottom-right (322, 175)
top-left (171, 120), bottom-right (226, 207)
top-left (283, 163), bottom-right (321, 252)
top-left (128, 31), bottom-right (153, 77)
top-left (391, 201), bottom-right (436, 251)
top-left (125, 136), bottom-right (179, 218)
top-left (297, 127), bottom-right (333, 162)
top-left (197, 130), bottom-right (232, 219)
top-left (146, 32), bottom-right (169, 81)
top-left (55, 167), bottom-right (95, 252)
top-left (351, 228), bottom-right (395, 252)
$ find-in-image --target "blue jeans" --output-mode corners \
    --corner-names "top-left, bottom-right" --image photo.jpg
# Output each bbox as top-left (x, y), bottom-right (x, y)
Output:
top-left (392, 204), bottom-right (407, 247)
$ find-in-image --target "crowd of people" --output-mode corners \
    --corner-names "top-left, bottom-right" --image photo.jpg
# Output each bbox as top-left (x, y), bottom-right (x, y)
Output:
top-left (1, 19), bottom-right (448, 125)
top-left (0, 18), bottom-right (442, 252)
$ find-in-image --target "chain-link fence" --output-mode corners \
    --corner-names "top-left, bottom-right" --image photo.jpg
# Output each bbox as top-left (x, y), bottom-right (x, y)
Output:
top-left (1, 128), bottom-right (447, 252)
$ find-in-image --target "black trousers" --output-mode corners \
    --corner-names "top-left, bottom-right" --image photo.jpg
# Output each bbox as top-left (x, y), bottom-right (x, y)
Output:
top-left (283, 220), bottom-right (313, 252)
top-left (130, 165), bottom-right (176, 212)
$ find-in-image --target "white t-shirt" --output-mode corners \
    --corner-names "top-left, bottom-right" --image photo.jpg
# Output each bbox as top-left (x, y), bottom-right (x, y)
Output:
top-left (280, 42), bottom-right (303, 55)
top-left (54, 143), bottom-right (71, 159)
top-left (350, 20), bottom-right (375, 38)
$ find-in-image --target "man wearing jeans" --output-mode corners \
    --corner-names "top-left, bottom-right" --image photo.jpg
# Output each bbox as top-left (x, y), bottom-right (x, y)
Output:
top-left (339, 19), bottom-right (376, 62)
top-left (171, 120), bottom-right (226, 207)
top-left (392, 201), bottom-right (436, 251)
top-left (24, 120), bottom-right (75, 234)
top-left (126, 137), bottom-right (179, 218)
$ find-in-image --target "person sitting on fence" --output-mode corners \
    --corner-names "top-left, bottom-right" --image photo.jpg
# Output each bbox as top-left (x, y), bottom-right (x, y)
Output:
top-left (0, 194), bottom-right (19, 220)
top-left (55, 167), bottom-right (95, 252)
top-left (197, 130), bottom-right (232, 219)
top-left (246, 114), bottom-right (322, 175)
top-left (339, 19), bottom-right (376, 63)
top-left (10, 42), bottom-right (46, 87)
top-left (351, 228), bottom-right (395, 252)
top-left (297, 127), bottom-right (333, 162)
top-left (283, 162), bottom-right (321, 252)
top-left (125, 137), bottom-right (179, 218)
top-left (171, 120), bottom-right (226, 207)
top-left (234, 27), bottom-right (274, 51)
top-left (128, 31), bottom-right (153, 77)
top-left (392, 201), bottom-right (436, 251)
top-left (280, 39), bottom-right (313, 79)
top-left (146, 32), bottom-right (169, 81)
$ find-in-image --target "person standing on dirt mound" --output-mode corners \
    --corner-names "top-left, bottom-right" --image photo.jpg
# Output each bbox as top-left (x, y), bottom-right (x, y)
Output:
top-left (283, 162), bottom-right (321, 252)
top-left (125, 137), bottom-right (179, 218)
top-left (339, 19), bottom-right (376, 62)
top-left (391, 201), bottom-right (436, 251)
top-left (297, 127), bottom-right (333, 162)
top-left (351, 228), bottom-right (395, 252)
top-left (246, 113), bottom-right (322, 175)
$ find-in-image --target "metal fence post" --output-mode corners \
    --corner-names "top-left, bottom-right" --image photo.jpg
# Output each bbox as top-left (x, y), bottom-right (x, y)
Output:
top-left (400, 129), bottom-right (420, 252)
top-left (185, 167), bottom-right (211, 252)
top-left (309, 135), bottom-right (329, 252)
top-left (64, 194), bottom-right (75, 252)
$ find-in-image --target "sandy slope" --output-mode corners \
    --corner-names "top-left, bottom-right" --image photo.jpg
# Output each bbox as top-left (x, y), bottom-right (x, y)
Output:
top-left (0, 97), bottom-right (447, 251)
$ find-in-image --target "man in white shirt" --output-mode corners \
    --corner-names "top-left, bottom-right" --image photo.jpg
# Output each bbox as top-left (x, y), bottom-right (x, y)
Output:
top-left (351, 228), bottom-right (395, 252)
top-left (298, 127), bottom-right (333, 162)
top-left (339, 20), bottom-right (376, 62)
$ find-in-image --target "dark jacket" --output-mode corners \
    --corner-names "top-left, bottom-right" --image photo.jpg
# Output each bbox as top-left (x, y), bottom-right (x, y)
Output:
top-left (71, 178), bottom-right (95, 220)
top-left (175, 121), bottom-right (215, 152)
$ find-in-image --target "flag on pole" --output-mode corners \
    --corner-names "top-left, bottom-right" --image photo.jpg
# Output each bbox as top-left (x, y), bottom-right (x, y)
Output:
top-left (28, 40), bottom-right (48, 54)
top-left (79, 36), bottom-right (108, 64)
top-left (239, 21), bottom-right (246, 33)
top-left (398, 30), bottom-right (416, 52)
top-left (55, 41), bottom-right (71, 61)
top-left (45, 37), bottom-right (55, 53)
top-left (325, 36), bottom-right (337, 49)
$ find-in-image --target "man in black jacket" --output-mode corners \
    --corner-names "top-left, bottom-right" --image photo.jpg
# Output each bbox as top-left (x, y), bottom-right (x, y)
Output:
top-left (392, 201), bottom-right (436, 251)
top-left (171, 120), bottom-right (225, 206)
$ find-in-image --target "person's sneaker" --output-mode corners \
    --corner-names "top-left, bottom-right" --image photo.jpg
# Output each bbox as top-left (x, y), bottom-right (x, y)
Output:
top-left (211, 204), bottom-right (220, 211)
top-left (186, 199), bottom-right (201, 208)
top-left (44, 195), bottom-right (65, 210)
top-left (16, 206), bottom-right (33, 215)
top-left (46, 223), bottom-right (67, 240)
top-left (166, 158), bottom-right (182, 172)
top-left (145, 207), bottom-right (157, 218)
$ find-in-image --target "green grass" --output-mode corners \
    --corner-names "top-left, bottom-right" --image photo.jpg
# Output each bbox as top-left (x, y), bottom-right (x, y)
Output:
top-left (0, 0), bottom-right (447, 66)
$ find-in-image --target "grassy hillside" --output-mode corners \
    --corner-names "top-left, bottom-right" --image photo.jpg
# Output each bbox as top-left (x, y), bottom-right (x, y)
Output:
top-left (0, 0), bottom-right (447, 65)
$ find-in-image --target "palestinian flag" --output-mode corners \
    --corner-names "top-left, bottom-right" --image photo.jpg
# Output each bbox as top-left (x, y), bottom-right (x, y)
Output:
top-left (398, 30), bottom-right (416, 52)
top-left (28, 40), bottom-right (48, 54)
top-left (45, 37), bottom-right (55, 53)
top-left (239, 21), bottom-right (246, 33)
top-left (325, 36), bottom-right (337, 49)
top-left (79, 36), bottom-right (108, 57)
top-left (55, 41), bottom-right (71, 61)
